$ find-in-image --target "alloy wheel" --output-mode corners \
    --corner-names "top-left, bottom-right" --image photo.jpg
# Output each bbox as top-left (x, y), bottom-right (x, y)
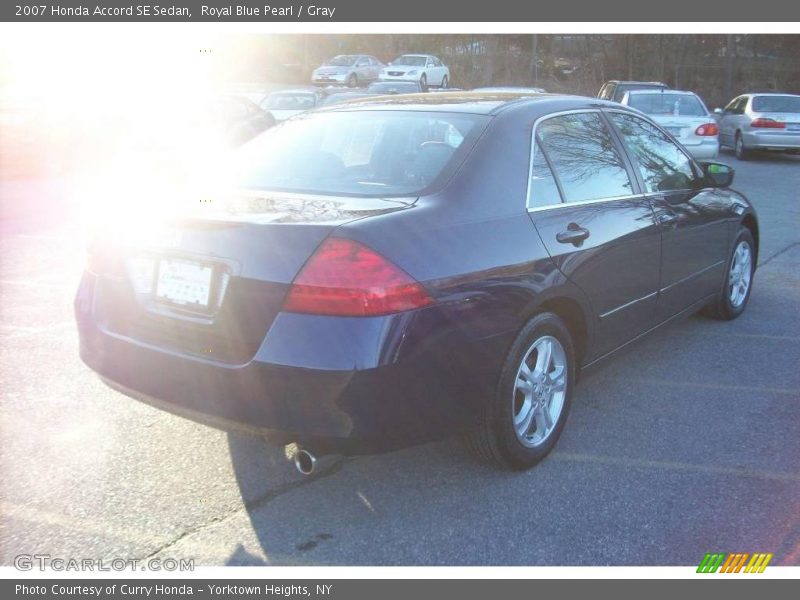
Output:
top-left (729, 240), bottom-right (753, 308)
top-left (512, 335), bottom-right (567, 448)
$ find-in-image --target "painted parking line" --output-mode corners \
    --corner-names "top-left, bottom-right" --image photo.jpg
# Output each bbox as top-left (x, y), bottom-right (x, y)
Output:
top-left (600, 376), bottom-right (799, 398)
top-left (1, 322), bottom-right (75, 339)
top-left (551, 452), bottom-right (800, 483)
top-left (676, 330), bottom-right (800, 343)
top-left (0, 500), bottom-right (169, 549)
top-left (0, 279), bottom-right (69, 289)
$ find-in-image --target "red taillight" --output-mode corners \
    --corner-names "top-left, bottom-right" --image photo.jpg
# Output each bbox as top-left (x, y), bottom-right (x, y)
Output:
top-left (750, 118), bottom-right (785, 129)
top-left (694, 123), bottom-right (719, 136)
top-left (283, 237), bottom-right (435, 317)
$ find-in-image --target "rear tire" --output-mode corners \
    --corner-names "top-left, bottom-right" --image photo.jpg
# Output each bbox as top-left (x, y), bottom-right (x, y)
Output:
top-left (465, 312), bottom-right (575, 470)
top-left (734, 132), bottom-right (750, 160)
top-left (705, 227), bottom-right (755, 321)
top-left (441, 75), bottom-right (449, 89)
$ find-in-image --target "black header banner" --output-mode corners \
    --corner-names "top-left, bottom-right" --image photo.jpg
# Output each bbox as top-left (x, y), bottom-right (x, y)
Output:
top-left (3, 0), bottom-right (800, 22)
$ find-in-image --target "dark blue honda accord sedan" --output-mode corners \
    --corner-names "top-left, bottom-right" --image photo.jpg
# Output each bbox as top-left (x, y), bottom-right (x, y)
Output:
top-left (75, 93), bottom-right (758, 471)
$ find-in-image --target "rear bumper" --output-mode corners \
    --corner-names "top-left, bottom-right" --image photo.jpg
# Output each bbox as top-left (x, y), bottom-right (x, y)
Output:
top-left (312, 74), bottom-right (349, 85)
top-left (683, 140), bottom-right (719, 160)
top-left (75, 273), bottom-right (509, 455)
top-left (741, 130), bottom-right (800, 150)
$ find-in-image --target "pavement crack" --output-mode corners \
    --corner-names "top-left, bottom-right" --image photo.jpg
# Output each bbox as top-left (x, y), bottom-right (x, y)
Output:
top-left (758, 241), bottom-right (800, 268)
top-left (141, 457), bottom-right (349, 561)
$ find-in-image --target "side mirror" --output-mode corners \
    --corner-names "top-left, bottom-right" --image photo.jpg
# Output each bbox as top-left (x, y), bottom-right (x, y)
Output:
top-left (713, 107), bottom-right (723, 115)
top-left (388, 61), bottom-right (393, 66)
top-left (701, 161), bottom-right (734, 188)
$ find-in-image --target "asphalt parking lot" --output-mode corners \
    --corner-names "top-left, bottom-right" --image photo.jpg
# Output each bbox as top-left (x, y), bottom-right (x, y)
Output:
top-left (1, 150), bottom-right (799, 567)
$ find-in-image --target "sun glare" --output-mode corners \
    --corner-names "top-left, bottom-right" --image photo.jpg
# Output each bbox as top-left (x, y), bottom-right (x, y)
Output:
top-left (1, 26), bottom-right (237, 240)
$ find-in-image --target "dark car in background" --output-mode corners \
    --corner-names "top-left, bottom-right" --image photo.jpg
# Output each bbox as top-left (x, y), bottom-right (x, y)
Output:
top-left (76, 93), bottom-right (758, 472)
top-left (321, 91), bottom-right (380, 106)
top-left (598, 80), bottom-right (670, 102)
top-left (222, 95), bottom-right (276, 145)
top-left (259, 88), bottom-right (327, 122)
top-left (366, 81), bottom-right (423, 95)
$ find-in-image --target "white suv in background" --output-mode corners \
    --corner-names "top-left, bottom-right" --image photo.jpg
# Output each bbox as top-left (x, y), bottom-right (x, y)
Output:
top-left (379, 54), bottom-right (450, 90)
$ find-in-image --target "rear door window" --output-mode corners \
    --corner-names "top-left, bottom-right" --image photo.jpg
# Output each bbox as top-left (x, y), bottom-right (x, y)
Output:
top-left (536, 112), bottom-right (634, 203)
top-left (528, 140), bottom-right (563, 209)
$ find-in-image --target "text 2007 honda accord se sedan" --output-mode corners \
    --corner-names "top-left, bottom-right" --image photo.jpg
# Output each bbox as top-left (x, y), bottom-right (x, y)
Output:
top-left (75, 93), bottom-right (758, 471)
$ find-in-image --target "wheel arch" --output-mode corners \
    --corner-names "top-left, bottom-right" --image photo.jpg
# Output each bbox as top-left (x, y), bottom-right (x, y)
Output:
top-left (741, 212), bottom-right (760, 266)
top-left (517, 286), bottom-right (593, 373)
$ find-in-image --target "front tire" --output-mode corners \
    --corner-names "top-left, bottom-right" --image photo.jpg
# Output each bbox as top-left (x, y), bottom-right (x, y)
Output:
top-left (465, 313), bottom-right (575, 470)
top-left (347, 73), bottom-right (358, 88)
top-left (706, 227), bottom-right (755, 320)
top-left (419, 73), bottom-right (427, 91)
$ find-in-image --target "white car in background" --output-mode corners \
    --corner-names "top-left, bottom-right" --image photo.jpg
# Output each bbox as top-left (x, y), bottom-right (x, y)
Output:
top-left (621, 89), bottom-right (719, 159)
top-left (379, 54), bottom-right (450, 90)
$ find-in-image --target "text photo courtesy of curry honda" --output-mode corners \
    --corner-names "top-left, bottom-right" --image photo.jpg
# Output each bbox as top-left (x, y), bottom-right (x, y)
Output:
top-left (2, 31), bottom-right (800, 568)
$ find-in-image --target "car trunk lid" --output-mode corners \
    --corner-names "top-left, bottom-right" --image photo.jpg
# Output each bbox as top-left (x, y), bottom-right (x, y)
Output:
top-left (92, 192), bottom-right (413, 364)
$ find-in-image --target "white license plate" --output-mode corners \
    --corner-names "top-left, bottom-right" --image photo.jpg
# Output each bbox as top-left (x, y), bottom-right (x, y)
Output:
top-left (155, 259), bottom-right (213, 308)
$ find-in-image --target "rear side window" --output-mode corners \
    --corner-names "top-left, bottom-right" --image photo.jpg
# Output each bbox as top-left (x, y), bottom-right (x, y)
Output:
top-left (725, 97), bottom-right (746, 115)
top-left (536, 112), bottom-right (634, 203)
top-left (598, 83), bottom-right (615, 100)
top-left (528, 140), bottom-right (562, 208)
top-left (608, 112), bottom-right (698, 193)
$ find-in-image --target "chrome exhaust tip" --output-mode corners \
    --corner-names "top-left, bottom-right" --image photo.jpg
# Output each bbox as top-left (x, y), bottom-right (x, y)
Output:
top-left (293, 448), bottom-right (317, 476)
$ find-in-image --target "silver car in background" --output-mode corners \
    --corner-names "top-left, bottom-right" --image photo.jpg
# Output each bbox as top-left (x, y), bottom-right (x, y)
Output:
top-left (715, 93), bottom-right (800, 160)
top-left (621, 89), bottom-right (719, 159)
top-left (311, 55), bottom-right (383, 88)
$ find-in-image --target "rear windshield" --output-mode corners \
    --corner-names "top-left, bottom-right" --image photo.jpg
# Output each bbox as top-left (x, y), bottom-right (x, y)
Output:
top-left (752, 95), bottom-right (800, 113)
top-left (233, 110), bottom-right (488, 197)
top-left (628, 93), bottom-right (707, 117)
top-left (263, 93), bottom-right (316, 110)
top-left (324, 55), bottom-right (357, 67)
top-left (615, 84), bottom-right (665, 101)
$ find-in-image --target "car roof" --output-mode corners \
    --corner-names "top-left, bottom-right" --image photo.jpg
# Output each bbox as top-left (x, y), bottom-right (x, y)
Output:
top-left (625, 89), bottom-right (697, 95)
top-left (746, 92), bottom-right (800, 97)
top-left (397, 53), bottom-right (432, 58)
top-left (315, 92), bottom-right (622, 116)
top-left (268, 89), bottom-right (320, 95)
top-left (607, 80), bottom-right (668, 86)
